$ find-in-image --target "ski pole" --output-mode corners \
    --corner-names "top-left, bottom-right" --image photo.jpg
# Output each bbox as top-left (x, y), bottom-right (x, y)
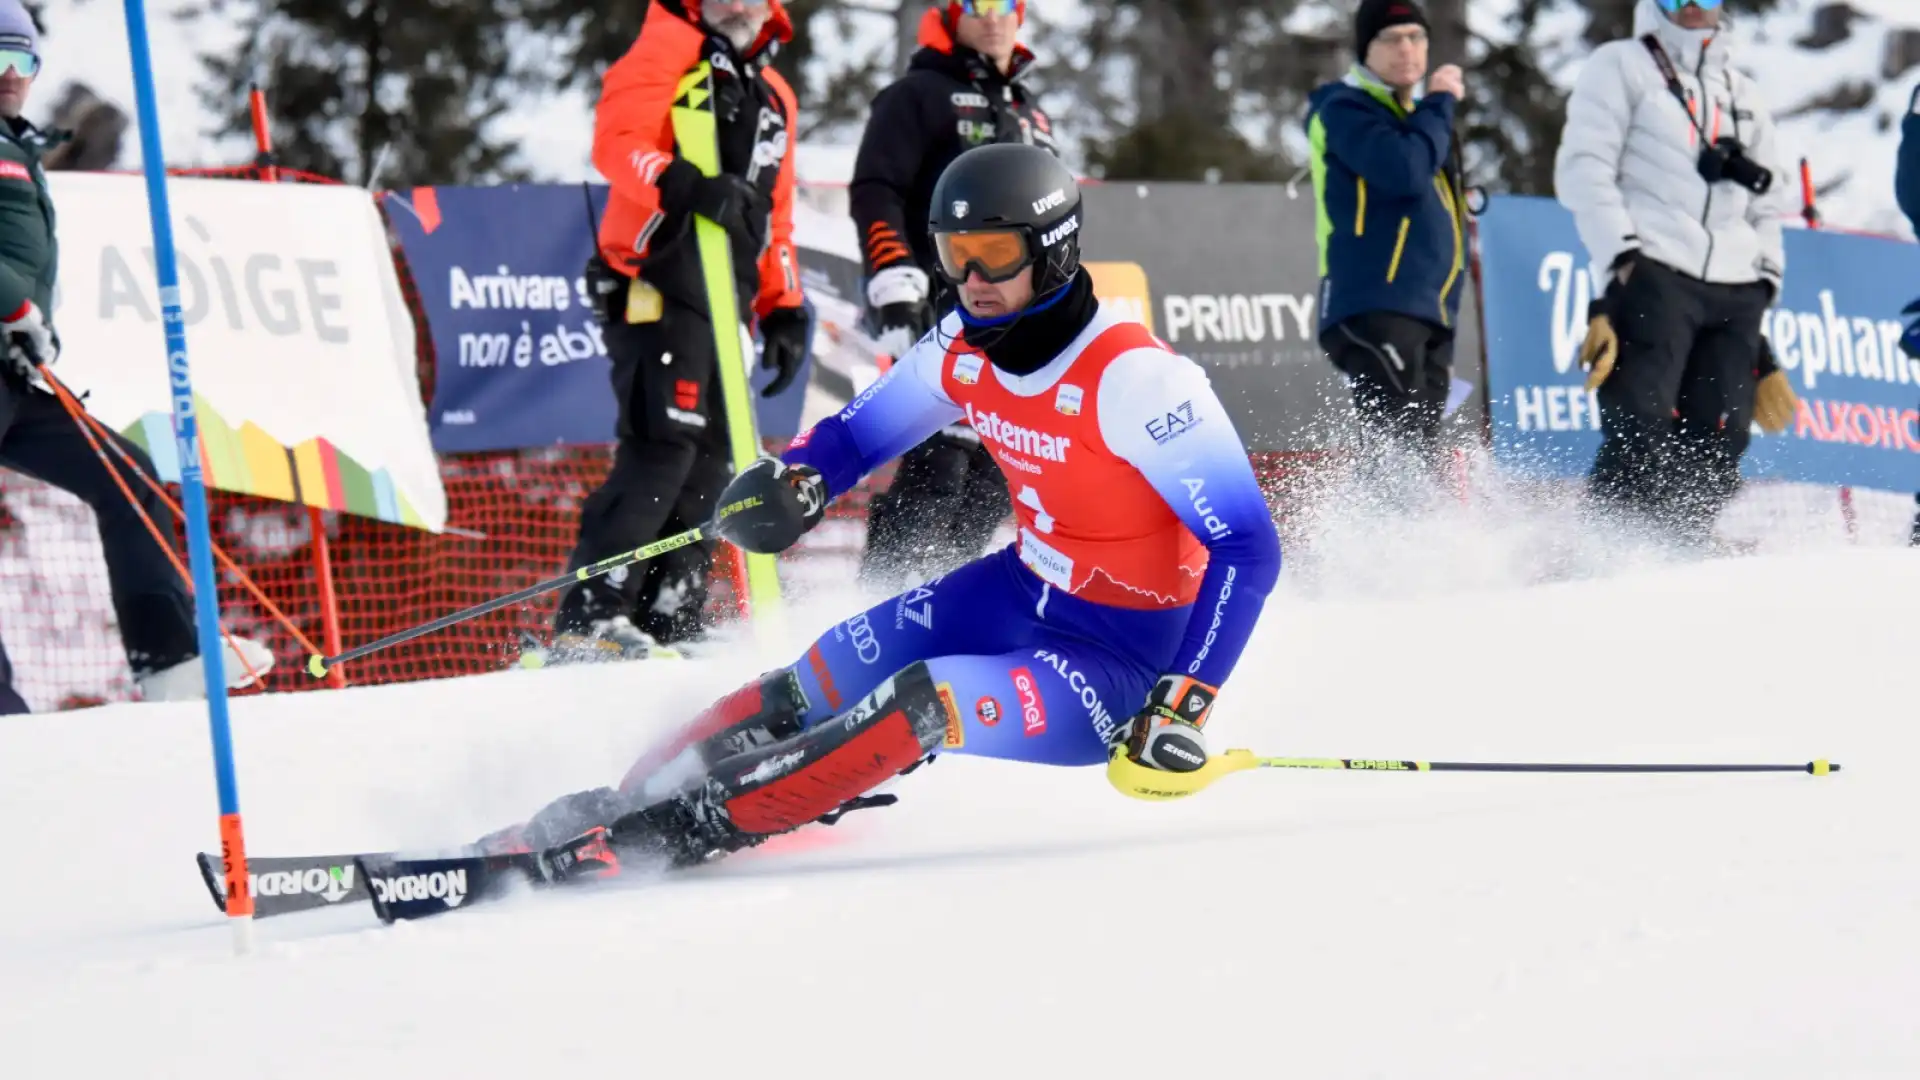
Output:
top-left (306, 522), bottom-right (714, 679)
top-left (1108, 749), bottom-right (1839, 801)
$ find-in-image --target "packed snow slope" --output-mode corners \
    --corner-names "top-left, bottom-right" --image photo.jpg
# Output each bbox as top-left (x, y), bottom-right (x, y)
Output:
top-left (1, 550), bottom-right (1916, 1079)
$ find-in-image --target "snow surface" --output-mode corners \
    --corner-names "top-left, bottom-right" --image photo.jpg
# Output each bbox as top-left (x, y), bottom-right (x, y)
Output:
top-left (0, 547), bottom-right (1914, 1078)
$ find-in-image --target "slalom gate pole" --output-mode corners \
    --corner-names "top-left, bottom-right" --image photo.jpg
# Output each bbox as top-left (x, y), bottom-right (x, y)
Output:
top-left (1108, 749), bottom-right (1840, 801)
top-left (122, 0), bottom-right (254, 952)
top-left (306, 522), bottom-right (714, 679)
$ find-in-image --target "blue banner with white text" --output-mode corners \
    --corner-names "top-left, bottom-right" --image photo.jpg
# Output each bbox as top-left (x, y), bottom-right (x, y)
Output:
top-left (1479, 195), bottom-right (1920, 494)
top-left (383, 183), bottom-right (810, 453)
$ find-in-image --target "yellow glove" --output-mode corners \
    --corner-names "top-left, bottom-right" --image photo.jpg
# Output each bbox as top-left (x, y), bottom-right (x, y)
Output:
top-left (1580, 314), bottom-right (1619, 391)
top-left (1753, 370), bottom-right (1799, 435)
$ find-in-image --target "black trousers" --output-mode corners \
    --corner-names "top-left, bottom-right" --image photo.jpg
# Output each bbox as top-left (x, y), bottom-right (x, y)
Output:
top-left (0, 377), bottom-right (197, 695)
top-left (555, 297), bottom-right (733, 639)
top-left (1589, 260), bottom-right (1772, 542)
top-left (1323, 311), bottom-right (1455, 473)
top-left (860, 428), bottom-right (1011, 589)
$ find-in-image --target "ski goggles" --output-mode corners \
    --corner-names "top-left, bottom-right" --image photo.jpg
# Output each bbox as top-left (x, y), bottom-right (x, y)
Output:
top-left (933, 227), bottom-right (1034, 284)
top-left (1655, 0), bottom-right (1722, 11)
top-left (957, 0), bottom-right (1020, 16)
top-left (0, 50), bottom-right (38, 78)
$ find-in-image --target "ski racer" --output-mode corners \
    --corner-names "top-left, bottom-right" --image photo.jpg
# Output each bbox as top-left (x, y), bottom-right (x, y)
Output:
top-left (481, 144), bottom-right (1282, 867)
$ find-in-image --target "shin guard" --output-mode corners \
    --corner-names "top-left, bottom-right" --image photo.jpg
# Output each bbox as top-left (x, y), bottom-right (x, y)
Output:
top-left (710, 661), bottom-right (949, 836)
top-left (618, 669), bottom-right (809, 799)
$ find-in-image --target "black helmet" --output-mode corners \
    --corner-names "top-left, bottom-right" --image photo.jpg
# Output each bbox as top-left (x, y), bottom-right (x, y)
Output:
top-left (926, 143), bottom-right (1083, 299)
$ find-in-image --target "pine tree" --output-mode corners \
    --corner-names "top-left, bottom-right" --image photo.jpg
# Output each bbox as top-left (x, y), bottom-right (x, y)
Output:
top-left (183, 0), bottom-right (533, 186)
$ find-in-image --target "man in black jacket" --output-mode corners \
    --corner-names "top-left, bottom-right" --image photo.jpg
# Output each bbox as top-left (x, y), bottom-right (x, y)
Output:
top-left (849, 0), bottom-right (1056, 587)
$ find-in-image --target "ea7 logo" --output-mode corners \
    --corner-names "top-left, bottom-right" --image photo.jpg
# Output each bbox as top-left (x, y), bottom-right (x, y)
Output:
top-left (1146, 401), bottom-right (1201, 445)
top-left (1032, 188), bottom-right (1067, 214)
top-left (370, 869), bottom-right (469, 908)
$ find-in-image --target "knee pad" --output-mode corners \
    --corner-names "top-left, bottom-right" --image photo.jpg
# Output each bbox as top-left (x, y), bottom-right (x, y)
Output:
top-left (713, 661), bottom-right (948, 836)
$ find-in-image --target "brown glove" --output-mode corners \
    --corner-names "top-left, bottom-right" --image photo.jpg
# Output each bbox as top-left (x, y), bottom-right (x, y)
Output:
top-left (1753, 370), bottom-right (1799, 435)
top-left (1580, 315), bottom-right (1619, 391)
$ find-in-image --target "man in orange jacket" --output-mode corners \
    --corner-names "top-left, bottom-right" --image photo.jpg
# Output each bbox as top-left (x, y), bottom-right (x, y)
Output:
top-left (555, 0), bottom-right (810, 658)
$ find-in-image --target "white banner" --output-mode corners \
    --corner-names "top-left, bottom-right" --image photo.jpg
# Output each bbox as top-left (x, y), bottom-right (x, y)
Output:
top-left (48, 172), bottom-right (446, 531)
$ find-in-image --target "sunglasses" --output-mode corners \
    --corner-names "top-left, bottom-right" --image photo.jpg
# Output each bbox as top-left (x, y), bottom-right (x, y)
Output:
top-left (1656, 0), bottom-right (1723, 11)
top-left (958, 0), bottom-right (1020, 16)
top-left (933, 228), bottom-right (1033, 284)
top-left (0, 50), bottom-right (38, 78)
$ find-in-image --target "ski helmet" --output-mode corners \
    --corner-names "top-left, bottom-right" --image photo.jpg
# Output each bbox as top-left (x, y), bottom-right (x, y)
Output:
top-left (926, 143), bottom-right (1082, 299)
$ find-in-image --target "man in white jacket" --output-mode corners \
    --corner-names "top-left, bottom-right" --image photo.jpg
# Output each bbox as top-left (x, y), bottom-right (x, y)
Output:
top-left (1554, 0), bottom-right (1796, 543)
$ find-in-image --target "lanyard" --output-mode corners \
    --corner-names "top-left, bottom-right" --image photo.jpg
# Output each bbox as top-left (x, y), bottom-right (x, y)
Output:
top-left (1641, 34), bottom-right (1736, 144)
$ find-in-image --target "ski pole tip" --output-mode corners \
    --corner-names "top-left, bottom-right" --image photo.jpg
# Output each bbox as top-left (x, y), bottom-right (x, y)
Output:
top-left (1809, 759), bottom-right (1838, 775)
top-left (306, 654), bottom-right (328, 679)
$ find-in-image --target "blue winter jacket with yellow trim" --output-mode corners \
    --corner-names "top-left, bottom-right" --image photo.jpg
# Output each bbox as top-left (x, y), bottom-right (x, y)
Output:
top-left (1307, 65), bottom-right (1467, 336)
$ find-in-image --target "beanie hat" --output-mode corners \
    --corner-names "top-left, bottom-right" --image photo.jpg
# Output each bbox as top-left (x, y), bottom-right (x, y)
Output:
top-left (0, 0), bottom-right (37, 58)
top-left (1355, 0), bottom-right (1428, 57)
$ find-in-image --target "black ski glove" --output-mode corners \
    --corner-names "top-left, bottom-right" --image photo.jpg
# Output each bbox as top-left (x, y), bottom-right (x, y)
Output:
top-left (757, 306), bottom-right (808, 397)
top-left (715, 457), bottom-right (827, 555)
top-left (690, 173), bottom-right (767, 245)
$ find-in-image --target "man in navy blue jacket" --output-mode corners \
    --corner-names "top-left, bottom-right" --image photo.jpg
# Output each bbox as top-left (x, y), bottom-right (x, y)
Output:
top-left (1897, 85), bottom-right (1920, 546)
top-left (1307, 0), bottom-right (1468, 478)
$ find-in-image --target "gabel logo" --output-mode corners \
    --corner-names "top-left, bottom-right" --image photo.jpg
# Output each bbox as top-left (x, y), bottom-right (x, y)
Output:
top-left (371, 869), bottom-right (469, 908)
top-left (1011, 667), bottom-right (1046, 736)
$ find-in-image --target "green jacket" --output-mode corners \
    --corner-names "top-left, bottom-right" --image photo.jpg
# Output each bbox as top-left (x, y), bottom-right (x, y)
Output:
top-left (0, 117), bottom-right (58, 323)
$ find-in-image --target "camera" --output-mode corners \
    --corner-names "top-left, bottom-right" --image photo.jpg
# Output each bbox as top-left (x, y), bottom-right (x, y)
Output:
top-left (1697, 137), bottom-right (1773, 195)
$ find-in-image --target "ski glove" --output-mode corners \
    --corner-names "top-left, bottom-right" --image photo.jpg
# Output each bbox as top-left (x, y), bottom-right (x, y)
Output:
top-left (758, 306), bottom-right (808, 398)
top-left (867, 265), bottom-right (933, 359)
top-left (1580, 257), bottom-right (1634, 391)
top-left (1752, 337), bottom-right (1798, 435)
top-left (690, 173), bottom-right (767, 246)
top-left (715, 457), bottom-right (827, 555)
top-left (1117, 675), bottom-right (1216, 773)
top-left (3, 299), bottom-right (58, 377)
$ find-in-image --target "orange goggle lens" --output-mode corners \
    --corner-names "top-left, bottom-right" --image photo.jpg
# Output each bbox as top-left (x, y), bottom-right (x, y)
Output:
top-left (934, 229), bottom-right (1032, 284)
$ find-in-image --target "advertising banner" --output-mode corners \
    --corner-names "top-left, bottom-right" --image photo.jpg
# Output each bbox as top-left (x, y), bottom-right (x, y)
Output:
top-left (1479, 195), bottom-right (1920, 493)
top-left (385, 183), bottom-right (828, 453)
top-left (1079, 182), bottom-right (1486, 453)
top-left (51, 172), bottom-right (446, 530)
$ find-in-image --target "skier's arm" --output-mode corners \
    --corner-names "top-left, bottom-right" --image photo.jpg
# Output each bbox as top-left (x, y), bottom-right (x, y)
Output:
top-left (781, 323), bottom-right (965, 498)
top-left (1100, 350), bottom-right (1281, 691)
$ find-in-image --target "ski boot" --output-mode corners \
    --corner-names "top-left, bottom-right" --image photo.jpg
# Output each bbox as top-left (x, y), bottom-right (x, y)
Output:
top-left (523, 615), bottom-right (664, 669)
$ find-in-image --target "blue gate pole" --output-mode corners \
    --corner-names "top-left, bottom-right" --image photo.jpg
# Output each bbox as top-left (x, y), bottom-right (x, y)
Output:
top-left (121, 0), bottom-right (255, 951)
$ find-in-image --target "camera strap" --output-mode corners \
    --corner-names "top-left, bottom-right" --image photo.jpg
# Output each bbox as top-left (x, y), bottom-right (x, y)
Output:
top-left (1640, 36), bottom-right (1703, 132)
top-left (1642, 34), bottom-right (1740, 143)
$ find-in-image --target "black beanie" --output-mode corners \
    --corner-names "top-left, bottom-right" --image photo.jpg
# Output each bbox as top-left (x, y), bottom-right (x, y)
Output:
top-left (1355, 0), bottom-right (1429, 57)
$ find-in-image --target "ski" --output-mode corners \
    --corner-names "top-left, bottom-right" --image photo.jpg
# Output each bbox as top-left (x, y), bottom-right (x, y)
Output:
top-left (195, 850), bottom-right (386, 918)
top-left (357, 827), bottom-right (627, 924)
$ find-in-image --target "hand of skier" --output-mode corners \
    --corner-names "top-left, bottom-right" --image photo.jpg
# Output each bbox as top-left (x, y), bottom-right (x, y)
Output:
top-left (757, 306), bottom-right (808, 397)
top-left (3, 299), bottom-right (59, 377)
top-left (1117, 675), bottom-right (1215, 772)
top-left (714, 457), bottom-right (827, 554)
